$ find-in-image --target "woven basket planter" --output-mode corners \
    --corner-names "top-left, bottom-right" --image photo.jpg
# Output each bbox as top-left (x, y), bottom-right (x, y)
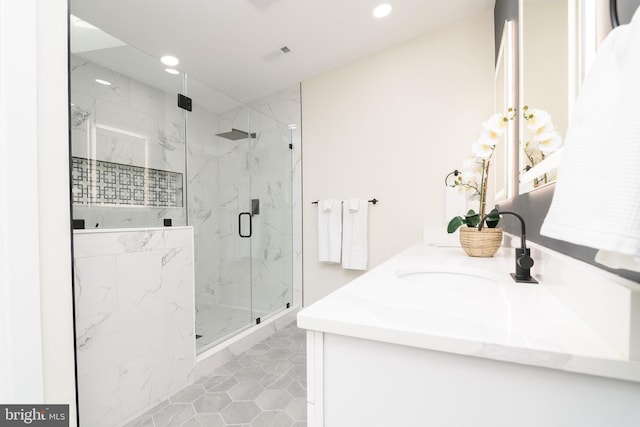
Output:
top-left (459, 227), bottom-right (503, 257)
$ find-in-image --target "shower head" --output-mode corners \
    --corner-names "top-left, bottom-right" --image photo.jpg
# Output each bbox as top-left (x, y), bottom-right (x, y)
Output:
top-left (215, 128), bottom-right (256, 140)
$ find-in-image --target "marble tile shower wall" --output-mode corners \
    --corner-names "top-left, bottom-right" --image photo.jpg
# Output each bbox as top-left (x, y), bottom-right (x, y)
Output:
top-left (70, 54), bottom-right (186, 228)
top-left (73, 228), bottom-right (195, 427)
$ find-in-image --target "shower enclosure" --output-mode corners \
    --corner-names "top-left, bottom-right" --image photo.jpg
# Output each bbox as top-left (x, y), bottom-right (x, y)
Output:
top-left (69, 15), bottom-right (294, 354)
top-left (186, 79), bottom-right (294, 351)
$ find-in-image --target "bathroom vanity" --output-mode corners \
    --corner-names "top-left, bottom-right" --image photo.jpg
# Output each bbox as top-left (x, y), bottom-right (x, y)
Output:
top-left (297, 239), bottom-right (640, 426)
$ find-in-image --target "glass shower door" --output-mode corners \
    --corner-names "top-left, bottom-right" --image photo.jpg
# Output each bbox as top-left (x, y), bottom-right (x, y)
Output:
top-left (248, 110), bottom-right (293, 323)
top-left (186, 78), bottom-right (254, 352)
top-left (187, 76), bottom-right (293, 353)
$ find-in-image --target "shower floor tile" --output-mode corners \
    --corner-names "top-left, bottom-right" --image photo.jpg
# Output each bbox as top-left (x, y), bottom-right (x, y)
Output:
top-left (124, 321), bottom-right (307, 427)
top-left (196, 305), bottom-right (252, 351)
top-left (196, 305), bottom-right (270, 352)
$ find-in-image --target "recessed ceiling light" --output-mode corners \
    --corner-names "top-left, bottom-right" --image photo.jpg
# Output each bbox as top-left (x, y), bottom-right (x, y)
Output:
top-left (164, 68), bottom-right (180, 75)
top-left (160, 55), bottom-right (179, 66)
top-left (94, 78), bottom-right (111, 86)
top-left (373, 4), bottom-right (392, 18)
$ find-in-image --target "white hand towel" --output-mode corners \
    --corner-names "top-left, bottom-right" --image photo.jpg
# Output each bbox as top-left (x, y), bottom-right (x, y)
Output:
top-left (318, 199), bottom-right (342, 263)
top-left (321, 199), bottom-right (334, 212)
top-left (540, 7), bottom-right (640, 271)
top-left (342, 199), bottom-right (368, 270)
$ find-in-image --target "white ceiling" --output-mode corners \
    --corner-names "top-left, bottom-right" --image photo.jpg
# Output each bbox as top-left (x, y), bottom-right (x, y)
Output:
top-left (70, 0), bottom-right (495, 104)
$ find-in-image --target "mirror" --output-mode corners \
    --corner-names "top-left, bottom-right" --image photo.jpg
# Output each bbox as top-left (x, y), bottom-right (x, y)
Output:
top-left (611, 0), bottom-right (640, 26)
top-left (491, 20), bottom-right (516, 203)
top-left (518, 0), bottom-right (569, 193)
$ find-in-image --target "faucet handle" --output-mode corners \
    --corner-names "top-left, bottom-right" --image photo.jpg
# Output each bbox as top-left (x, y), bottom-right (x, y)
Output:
top-left (513, 248), bottom-right (538, 283)
top-left (517, 253), bottom-right (534, 269)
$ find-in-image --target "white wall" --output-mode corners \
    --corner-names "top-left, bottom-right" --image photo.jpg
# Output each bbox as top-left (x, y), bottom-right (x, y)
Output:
top-left (0, 0), bottom-right (44, 402)
top-left (301, 10), bottom-right (495, 304)
top-left (0, 0), bottom-right (77, 422)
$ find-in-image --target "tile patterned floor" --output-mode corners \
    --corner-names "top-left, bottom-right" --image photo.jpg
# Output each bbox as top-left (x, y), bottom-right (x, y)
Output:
top-left (124, 321), bottom-right (307, 427)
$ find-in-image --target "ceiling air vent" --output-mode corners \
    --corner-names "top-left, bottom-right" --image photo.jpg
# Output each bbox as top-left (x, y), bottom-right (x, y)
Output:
top-left (262, 46), bottom-right (292, 63)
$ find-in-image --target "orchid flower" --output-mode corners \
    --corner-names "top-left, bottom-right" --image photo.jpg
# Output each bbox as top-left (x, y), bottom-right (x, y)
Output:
top-left (536, 130), bottom-right (562, 154)
top-left (447, 109), bottom-right (516, 234)
top-left (471, 138), bottom-right (494, 159)
top-left (523, 108), bottom-right (552, 132)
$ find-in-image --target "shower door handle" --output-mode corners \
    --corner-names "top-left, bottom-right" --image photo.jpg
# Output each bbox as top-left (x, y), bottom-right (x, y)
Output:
top-left (238, 212), bottom-right (252, 238)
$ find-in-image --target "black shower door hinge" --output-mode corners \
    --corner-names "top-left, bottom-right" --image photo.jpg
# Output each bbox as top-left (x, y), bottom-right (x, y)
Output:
top-left (177, 94), bottom-right (192, 111)
top-left (288, 143), bottom-right (293, 150)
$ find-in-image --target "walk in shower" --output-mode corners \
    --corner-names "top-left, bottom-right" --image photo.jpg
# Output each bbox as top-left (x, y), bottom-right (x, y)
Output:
top-left (186, 79), bottom-right (294, 351)
top-left (70, 16), bottom-right (294, 354)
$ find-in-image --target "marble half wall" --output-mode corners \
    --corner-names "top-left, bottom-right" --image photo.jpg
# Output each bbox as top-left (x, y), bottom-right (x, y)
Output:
top-left (73, 227), bottom-right (195, 427)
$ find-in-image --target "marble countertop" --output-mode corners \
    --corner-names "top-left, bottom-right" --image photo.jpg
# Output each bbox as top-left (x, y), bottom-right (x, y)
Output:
top-left (297, 242), bottom-right (640, 383)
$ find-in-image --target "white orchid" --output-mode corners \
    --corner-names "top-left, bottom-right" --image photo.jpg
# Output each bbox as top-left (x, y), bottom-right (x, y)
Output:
top-left (523, 108), bottom-right (552, 132)
top-left (536, 130), bottom-right (562, 154)
top-left (459, 157), bottom-right (483, 195)
top-left (455, 180), bottom-right (476, 195)
top-left (462, 156), bottom-right (483, 176)
top-left (471, 138), bottom-right (494, 159)
top-left (447, 109), bottom-right (516, 233)
top-left (481, 113), bottom-right (509, 137)
top-left (453, 169), bottom-right (481, 202)
top-left (522, 106), bottom-right (563, 157)
top-left (521, 105), bottom-right (564, 187)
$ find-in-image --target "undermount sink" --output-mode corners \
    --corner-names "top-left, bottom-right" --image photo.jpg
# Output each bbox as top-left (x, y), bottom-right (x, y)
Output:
top-left (395, 267), bottom-right (501, 288)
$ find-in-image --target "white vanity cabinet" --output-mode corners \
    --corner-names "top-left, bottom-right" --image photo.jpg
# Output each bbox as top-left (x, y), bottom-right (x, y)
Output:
top-left (298, 243), bottom-right (640, 427)
top-left (305, 331), bottom-right (640, 427)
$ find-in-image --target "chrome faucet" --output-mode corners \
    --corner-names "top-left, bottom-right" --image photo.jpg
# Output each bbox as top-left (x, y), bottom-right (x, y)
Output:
top-left (479, 211), bottom-right (538, 284)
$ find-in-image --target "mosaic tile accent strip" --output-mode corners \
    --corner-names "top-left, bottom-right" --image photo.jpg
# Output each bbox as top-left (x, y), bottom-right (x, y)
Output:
top-left (72, 157), bottom-right (183, 207)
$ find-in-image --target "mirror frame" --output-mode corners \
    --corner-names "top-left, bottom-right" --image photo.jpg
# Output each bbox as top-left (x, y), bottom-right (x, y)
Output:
top-left (610, 0), bottom-right (640, 27)
top-left (611, 0), bottom-right (621, 26)
top-left (493, 20), bottom-right (517, 203)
